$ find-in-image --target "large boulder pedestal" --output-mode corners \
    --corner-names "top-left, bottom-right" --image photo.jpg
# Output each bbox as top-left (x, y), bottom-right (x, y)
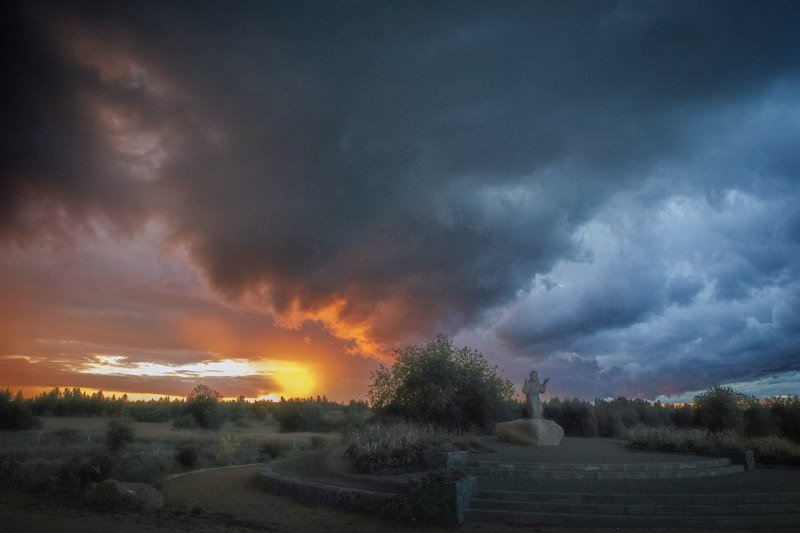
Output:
top-left (496, 418), bottom-right (564, 446)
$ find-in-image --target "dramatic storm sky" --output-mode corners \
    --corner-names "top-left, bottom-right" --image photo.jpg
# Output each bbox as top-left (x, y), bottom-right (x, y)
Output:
top-left (2, 0), bottom-right (799, 402)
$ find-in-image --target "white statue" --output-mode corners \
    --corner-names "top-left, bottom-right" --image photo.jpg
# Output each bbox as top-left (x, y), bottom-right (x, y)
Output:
top-left (523, 370), bottom-right (549, 419)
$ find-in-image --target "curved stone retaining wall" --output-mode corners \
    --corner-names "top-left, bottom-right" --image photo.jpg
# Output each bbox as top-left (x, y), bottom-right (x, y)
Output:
top-left (257, 464), bottom-right (410, 521)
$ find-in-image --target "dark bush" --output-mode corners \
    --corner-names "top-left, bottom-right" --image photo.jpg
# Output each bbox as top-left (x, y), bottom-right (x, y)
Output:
top-left (744, 403), bottom-right (779, 437)
top-left (271, 396), bottom-right (362, 432)
top-left (59, 449), bottom-right (113, 490)
top-left (175, 443), bottom-right (200, 469)
top-left (0, 454), bottom-right (14, 488)
top-left (260, 440), bottom-right (281, 460)
top-left (105, 420), bottom-right (134, 451)
top-left (672, 405), bottom-right (695, 428)
top-left (765, 396), bottom-right (800, 442)
top-left (274, 400), bottom-right (320, 432)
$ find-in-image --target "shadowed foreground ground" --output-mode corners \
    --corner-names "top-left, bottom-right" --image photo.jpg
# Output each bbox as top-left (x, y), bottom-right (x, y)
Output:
top-left (2, 437), bottom-right (798, 532)
top-left (1, 465), bottom-right (504, 533)
top-left (3, 460), bottom-right (794, 532)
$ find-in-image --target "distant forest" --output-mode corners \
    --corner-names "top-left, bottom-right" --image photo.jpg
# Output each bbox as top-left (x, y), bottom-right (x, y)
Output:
top-left (2, 385), bottom-right (798, 443)
top-left (0, 387), bottom-right (370, 433)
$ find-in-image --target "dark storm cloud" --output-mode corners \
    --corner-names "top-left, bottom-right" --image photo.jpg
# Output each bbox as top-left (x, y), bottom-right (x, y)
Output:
top-left (3, 0), bottom-right (800, 398)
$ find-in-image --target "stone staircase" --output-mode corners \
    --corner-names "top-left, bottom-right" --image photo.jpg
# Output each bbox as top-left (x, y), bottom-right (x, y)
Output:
top-left (453, 458), bottom-right (800, 528)
top-left (465, 489), bottom-right (800, 529)
top-left (453, 457), bottom-right (744, 480)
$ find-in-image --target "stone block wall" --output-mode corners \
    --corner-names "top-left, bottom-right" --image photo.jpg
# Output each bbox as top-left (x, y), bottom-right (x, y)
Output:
top-left (258, 465), bottom-right (410, 521)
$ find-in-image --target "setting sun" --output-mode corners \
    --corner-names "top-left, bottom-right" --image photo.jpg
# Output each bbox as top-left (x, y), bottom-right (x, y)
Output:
top-left (69, 354), bottom-right (318, 399)
top-left (267, 361), bottom-right (317, 399)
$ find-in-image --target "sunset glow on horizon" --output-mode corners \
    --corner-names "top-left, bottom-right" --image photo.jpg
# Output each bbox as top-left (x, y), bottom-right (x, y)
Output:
top-left (2, 1), bottom-right (799, 403)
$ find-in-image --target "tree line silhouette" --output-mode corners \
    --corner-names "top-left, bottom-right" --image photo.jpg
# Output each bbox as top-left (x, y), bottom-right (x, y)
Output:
top-left (2, 384), bottom-right (798, 443)
top-left (0, 386), bottom-right (370, 433)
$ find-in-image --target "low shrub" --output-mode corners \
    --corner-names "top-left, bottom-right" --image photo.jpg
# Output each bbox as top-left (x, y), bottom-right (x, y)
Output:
top-left (628, 426), bottom-right (745, 454)
top-left (627, 426), bottom-right (707, 453)
top-left (749, 437), bottom-right (800, 467)
top-left (263, 413), bottom-right (277, 427)
top-left (214, 434), bottom-right (242, 465)
top-left (105, 420), bottom-right (134, 451)
top-left (628, 426), bottom-right (800, 467)
top-left (310, 435), bottom-right (327, 450)
top-left (0, 453), bottom-right (14, 487)
top-left (109, 449), bottom-right (172, 484)
top-left (345, 423), bottom-right (451, 474)
top-left (175, 443), bottom-right (200, 469)
top-left (260, 440), bottom-right (281, 460)
top-left (59, 449), bottom-right (114, 490)
top-left (7, 457), bottom-right (62, 491)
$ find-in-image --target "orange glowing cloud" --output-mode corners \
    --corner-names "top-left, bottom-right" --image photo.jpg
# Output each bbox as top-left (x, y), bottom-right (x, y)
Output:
top-left (272, 297), bottom-right (390, 360)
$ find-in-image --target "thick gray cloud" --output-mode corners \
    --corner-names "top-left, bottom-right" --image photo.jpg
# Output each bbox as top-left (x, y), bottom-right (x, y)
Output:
top-left (2, 0), bottom-right (800, 399)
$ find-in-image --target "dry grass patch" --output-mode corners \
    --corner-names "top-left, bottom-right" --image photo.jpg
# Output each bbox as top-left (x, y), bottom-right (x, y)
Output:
top-left (628, 426), bottom-right (800, 466)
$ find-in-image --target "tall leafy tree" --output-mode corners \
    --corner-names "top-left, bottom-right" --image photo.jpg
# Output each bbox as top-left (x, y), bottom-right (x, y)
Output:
top-left (183, 384), bottom-right (224, 429)
top-left (368, 334), bottom-right (515, 431)
top-left (693, 384), bottom-right (750, 434)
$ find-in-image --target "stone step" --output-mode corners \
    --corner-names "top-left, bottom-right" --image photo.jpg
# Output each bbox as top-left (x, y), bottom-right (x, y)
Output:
top-left (469, 497), bottom-right (800, 516)
top-left (454, 457), bottom-right (732, 472)
top-left (465, 508), bottom-right (800, 529)
top-left (473, 489), bottom-right (800, 506)
top-left (459, 463), bottom-right (744, 480)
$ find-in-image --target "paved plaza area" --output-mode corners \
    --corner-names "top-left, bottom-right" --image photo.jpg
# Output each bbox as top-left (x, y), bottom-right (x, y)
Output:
top-left (316, 436), bottom-right (800, 496)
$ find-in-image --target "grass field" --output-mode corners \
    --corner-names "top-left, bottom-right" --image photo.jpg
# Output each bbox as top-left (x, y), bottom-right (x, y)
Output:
top-left (0, 416), bottom-right (340, 492)
top-left (1, 416), bottom-right (337, 448)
